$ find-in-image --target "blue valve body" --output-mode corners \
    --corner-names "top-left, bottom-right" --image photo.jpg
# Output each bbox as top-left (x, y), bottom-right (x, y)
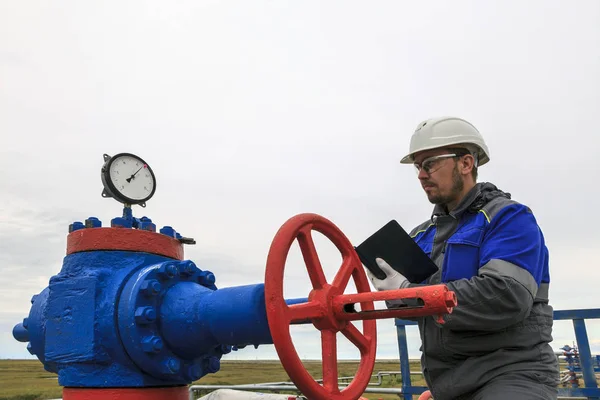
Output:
top-left (14, 249), bottom-right (281, 387)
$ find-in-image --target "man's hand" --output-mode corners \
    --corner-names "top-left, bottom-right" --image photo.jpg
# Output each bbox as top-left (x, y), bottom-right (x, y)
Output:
top-left (366, 258), bottom-right (410, 307)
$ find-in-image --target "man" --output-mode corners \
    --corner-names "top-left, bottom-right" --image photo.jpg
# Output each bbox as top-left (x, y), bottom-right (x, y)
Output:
top-left (368, 116), bottom-right (559, 399)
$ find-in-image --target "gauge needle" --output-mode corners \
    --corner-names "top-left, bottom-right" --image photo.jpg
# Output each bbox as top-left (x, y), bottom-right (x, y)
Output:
top-left (126, 165), bottom-right (146, 183)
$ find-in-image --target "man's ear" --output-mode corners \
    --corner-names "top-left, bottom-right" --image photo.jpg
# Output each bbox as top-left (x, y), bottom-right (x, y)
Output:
top-left (460, 155), bottom-right (475, 176)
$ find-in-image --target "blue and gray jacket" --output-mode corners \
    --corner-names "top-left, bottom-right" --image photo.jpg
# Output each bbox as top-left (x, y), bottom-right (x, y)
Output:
top-left (408, 182), bottom-right (559, 399)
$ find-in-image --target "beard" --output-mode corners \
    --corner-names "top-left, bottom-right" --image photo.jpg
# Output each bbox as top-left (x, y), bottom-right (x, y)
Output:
top-left (427, 164), bottom-right (464, 205)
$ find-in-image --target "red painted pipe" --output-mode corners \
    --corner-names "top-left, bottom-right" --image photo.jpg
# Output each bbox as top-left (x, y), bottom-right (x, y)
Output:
top-left (62, 386), bottom-right (189, 400)
top-left (332, 284), bottom-right (457, 324)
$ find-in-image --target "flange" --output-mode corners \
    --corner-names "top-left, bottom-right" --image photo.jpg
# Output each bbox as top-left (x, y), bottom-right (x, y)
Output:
top-left (117, 259), bottom-right (222, 383)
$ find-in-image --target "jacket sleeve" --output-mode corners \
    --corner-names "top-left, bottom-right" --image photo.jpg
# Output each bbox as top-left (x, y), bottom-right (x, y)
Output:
top-left (438, 204), bottom-right (545, 331)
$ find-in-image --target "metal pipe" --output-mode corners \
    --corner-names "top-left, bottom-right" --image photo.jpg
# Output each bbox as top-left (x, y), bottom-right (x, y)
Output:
top-left (160, 283), bottom-right (275, 356)
top-left (189, 384), bottom-right (405, 400)
top-left (189, 384), bottom-right (588, 400)
top-left (250, 370), bottom-right (421, 388)
top-left (189, 370), bottom-right (423, 400)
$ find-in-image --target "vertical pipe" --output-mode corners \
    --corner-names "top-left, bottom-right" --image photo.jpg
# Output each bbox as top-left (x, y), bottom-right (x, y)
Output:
top-left (572, 318), bottom-right (599, 399)
top-left (396, 324), bottom-right (413, 400)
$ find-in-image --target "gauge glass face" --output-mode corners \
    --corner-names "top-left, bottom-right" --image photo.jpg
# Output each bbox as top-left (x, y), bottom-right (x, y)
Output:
top-left (109, 155), bottom-right (154, 201)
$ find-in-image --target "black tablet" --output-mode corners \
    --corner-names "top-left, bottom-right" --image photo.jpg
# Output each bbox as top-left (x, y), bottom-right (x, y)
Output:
top-left (354, 220), bottom-right (438, 283)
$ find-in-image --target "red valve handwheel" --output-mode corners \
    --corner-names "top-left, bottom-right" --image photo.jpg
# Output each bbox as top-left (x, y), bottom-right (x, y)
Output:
top-left (264, 213), bottom-right (377, 400)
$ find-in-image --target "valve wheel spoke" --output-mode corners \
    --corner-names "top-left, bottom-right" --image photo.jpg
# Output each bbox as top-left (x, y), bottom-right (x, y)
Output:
top-left (321, 329), bottom-right (339, 392)
top-left (331, 256), bottom-right (355, 292)
top-left (297, 226), bottom-right (328, 290)
top-left (341, 322), bottom-right (371, 354)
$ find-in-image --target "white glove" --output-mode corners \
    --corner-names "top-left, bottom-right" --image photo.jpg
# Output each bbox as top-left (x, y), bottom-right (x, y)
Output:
top-left (366, 258), bottom-right (410, 307)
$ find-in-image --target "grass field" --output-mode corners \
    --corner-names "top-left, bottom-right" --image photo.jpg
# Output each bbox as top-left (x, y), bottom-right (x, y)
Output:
top-left (0, 359), bottom-right (425, 400)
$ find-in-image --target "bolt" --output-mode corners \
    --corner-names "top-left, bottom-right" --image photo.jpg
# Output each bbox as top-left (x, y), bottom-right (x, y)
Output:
top-left (159, 226), bottom-right (175, 238)
top-left (22, 318), bottom-right (28, 329)
top-left (141, 280), bottom-right (162, 297)
top-left (179, 260), bottom-right (196, 277)
top-left (84, 217), bottom-right (102, 228)
top-left (139, 217), bottom-right (155, 232)
top-left (157, 263), bottom-right (179, 280)
top-left (111, 217), bottom-right (133, 229)
top-left (206, 357), bottom-right (220, 373)
top-left (198, 271), bottom-right (216, 286)
top-left (141, 336), bottom-right (163, 353)
top-left (220, 344), bottom-right (232, 354)
top-left (68, 221), bottom-right (85, 233)
top-left (134, 307), bottom-right (157, 324)
top-left (27, 343), bottom-right (34, 355)
top-left (139, 221), bottom-right (157, 232)
top-left (30, 294), bottom-right (38, 304)
top-left (187, 363), bottom-right (204, 381)
top-left (175, 232), bottom-right (182, 239)
top-left (162, 358), bottom-right (181, 374)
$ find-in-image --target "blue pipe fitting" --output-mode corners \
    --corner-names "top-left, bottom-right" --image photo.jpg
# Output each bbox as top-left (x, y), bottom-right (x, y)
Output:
top-left (13, 251), bottom-right (183, 387)
top-left (13, 321), bottom-right (29, 342)
top-left (117, 259), bottom-right (224, 382)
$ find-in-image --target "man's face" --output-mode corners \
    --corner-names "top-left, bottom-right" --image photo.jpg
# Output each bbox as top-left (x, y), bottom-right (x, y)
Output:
top-left (412, 148), bottom-right (465, 206)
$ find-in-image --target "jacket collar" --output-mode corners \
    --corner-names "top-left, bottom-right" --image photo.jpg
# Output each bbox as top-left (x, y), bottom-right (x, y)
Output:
top-left (431, 182), bottom-right (501, 221)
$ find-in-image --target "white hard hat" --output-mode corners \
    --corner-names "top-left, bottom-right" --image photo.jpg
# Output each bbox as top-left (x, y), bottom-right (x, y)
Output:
top-left (400, 116), bottom-right (490, 166)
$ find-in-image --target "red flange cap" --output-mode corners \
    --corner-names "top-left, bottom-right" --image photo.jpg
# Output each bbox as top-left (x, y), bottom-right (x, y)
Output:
top-left (67, 227), bottom-right (184, 260)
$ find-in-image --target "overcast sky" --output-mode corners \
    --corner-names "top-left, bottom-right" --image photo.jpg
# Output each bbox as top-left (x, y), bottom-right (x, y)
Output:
top-left (1, 0), bottom-right (599, 369)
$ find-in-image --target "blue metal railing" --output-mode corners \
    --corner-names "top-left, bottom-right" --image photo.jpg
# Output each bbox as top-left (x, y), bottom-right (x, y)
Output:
top-left (394, 319), bottom-right (423, 399)
top-left (395, 308), bottom-right (600, 399)
top-left (554, 309), bottom-right (600, 399)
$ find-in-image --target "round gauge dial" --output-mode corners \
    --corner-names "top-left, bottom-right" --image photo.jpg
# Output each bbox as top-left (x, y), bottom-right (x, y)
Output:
top-left (101, 153), bottom-right (156, 206)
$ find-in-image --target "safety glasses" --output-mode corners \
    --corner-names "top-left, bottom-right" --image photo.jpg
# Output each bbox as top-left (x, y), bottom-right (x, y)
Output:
top-left (413, 153), bottom-right (466, 175)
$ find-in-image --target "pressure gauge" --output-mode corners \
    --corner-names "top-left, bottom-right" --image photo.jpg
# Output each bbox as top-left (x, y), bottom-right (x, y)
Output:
top-left (101, 153), bottom-right (156, 207)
